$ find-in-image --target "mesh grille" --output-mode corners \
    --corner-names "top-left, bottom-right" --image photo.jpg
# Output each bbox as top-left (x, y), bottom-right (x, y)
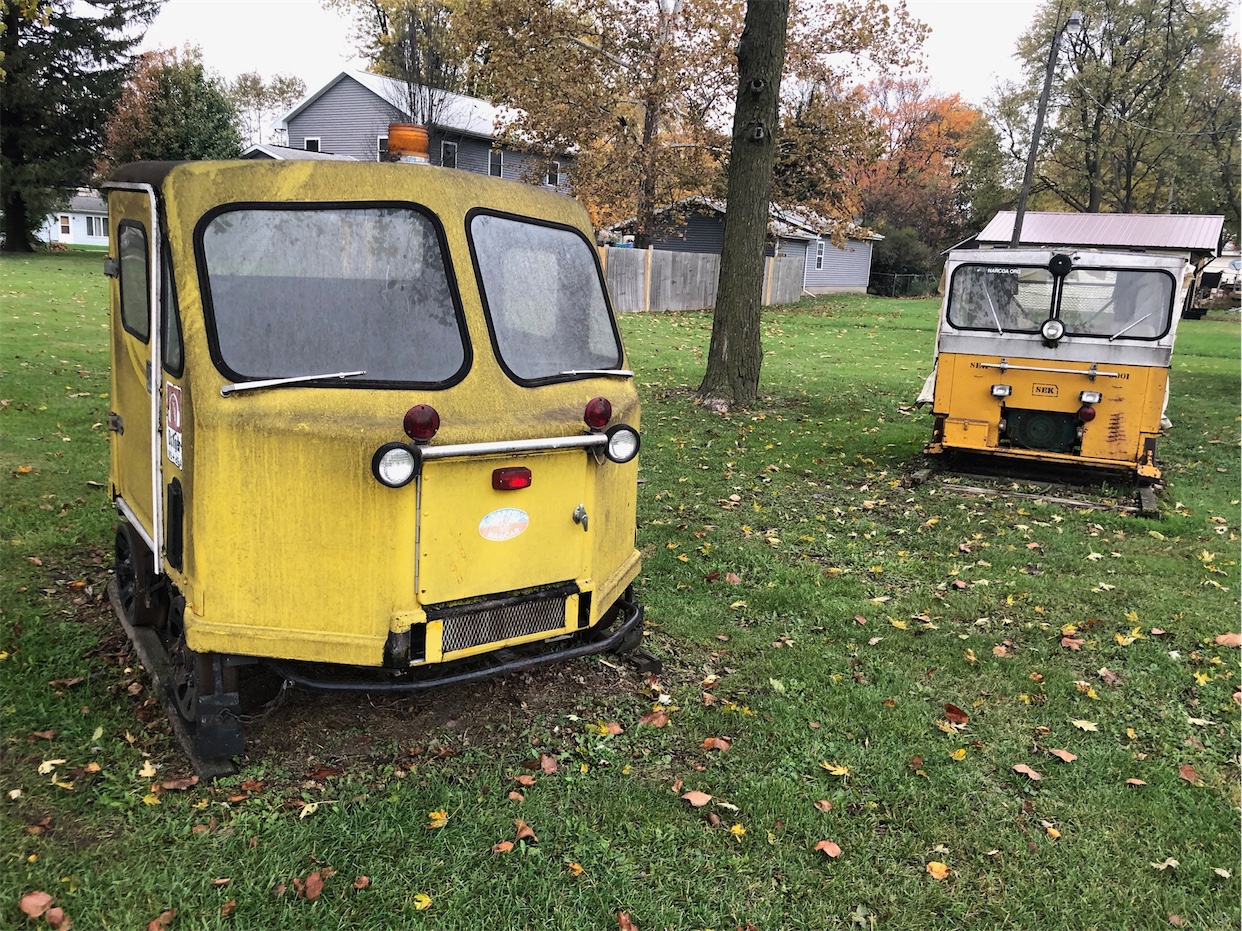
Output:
top-left (435, 592), bottom-right (569, 655)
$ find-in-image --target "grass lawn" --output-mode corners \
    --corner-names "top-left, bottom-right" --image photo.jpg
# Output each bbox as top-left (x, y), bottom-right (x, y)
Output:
top-left (2, 251), bottom-right (1238, 930)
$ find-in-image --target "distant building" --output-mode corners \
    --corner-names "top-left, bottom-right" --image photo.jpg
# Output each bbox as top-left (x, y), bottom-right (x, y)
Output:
top-left (275, 71), bottom-right (568, 189)
top-left (39, 190), bottom-right (107, 247)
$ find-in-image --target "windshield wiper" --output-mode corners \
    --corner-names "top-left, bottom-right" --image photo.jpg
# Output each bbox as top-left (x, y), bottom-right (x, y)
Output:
top-left (983, 284), bottom-right (1004, 334)
top-left (558, 368), bottom-right (634, 377)
top-left (1109, 313), bottom-right (1153, 342)
top-left (220, 370), bottom-right (366, 397)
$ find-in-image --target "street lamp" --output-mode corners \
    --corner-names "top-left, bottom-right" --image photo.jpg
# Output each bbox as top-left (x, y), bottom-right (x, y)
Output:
top-left (1010, 7), bottom-right (1083, 247)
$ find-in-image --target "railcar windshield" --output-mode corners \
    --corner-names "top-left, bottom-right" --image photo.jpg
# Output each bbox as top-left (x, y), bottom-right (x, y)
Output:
top-left (199, 205), bottom-right (468, 385)
top-left (470, 213), bottom-right (622, 382)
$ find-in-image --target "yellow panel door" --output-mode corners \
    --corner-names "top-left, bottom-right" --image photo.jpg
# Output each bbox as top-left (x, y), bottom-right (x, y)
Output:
top-left (108, 191), bottom-right (158, 540)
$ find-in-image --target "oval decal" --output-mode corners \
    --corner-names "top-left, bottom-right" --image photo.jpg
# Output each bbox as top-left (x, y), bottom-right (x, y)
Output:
top-left (478, 507), bottom-right (530, 542)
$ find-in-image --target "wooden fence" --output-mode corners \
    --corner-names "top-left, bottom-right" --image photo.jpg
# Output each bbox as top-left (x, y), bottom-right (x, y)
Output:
top-left (599, 246), bottom-right (805, 313)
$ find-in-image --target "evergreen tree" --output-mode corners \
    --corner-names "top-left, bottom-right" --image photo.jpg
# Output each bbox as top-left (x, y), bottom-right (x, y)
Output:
top-left (1, 0), bottom-right (161, 252)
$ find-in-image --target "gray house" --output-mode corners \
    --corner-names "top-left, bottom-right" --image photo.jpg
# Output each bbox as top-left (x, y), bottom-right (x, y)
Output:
top-left (276, 71), bottom-right (567, 188)
top-left (613, 197), bottom-right (881, 294)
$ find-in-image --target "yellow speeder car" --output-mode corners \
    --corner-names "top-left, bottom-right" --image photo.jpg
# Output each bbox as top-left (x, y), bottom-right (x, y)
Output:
top-left (105, 158), bottom-right (644, 762)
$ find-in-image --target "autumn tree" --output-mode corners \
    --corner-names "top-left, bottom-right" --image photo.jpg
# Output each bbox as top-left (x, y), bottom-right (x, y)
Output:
top-left (698, 0), bottom-right (789, 410)
top-left (231, 71), bottom-right (307, 147)
top-left (1, 0), bottom-right (161, 252)
top-left (993, 0), bottom-right (1239, 230)
top-left (100, 47), bottom-right (241, 172)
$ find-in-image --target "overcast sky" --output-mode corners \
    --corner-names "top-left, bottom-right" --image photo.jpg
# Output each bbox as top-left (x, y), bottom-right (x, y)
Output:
top-left (139, 0), bottom-right (1044, 109)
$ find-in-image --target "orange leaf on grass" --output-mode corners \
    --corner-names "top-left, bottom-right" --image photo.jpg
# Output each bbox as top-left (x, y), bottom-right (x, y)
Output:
top-left (681, 790), bottom-right (712, 808)
top-left (639, 710), bottom-right (669, 727)
top-left (1012, 764), bottom-right (1042, 780)
top-left (1215, 632), bottom-right (1241, 648)
top-left (20, 891), bottom-right (54, 919)
top-left (1178, 764), bottom-right (1200, 784)
top-left (492, 841), bottom-right (514, 854)
top-left (304, 871), bottom-right (324, 901)
top-left (700, 737), bottom-right (731, 751)
top-left (220, 900), bottom-right (236, 917)
top-left (604, 722), bottom-right (624, 735)
top-left (147, 909), bottom-right (176, 931)
top-left (813, 799), bottom-right (833, 813)
top-left (514, 774), bottom-right (536, 787)
top-left (508, 791), bottom-right (524, 802)
top-left (1061, 636), bottom-right (1085, 650)
top-left (1126, 778), bottom-right (1147, 786)
top-left (1047, 749), bottom-right (1077, 763)
top-left (926, 861), bottom-right (951, 880)
top-left (352, 876), bottom-right (371, 889)
top-left (514, 819), bottom-right (538, 842)
top-left (540, 754), bottom-right (558, 774)
top-left (814, 840), bottom-right (841, 858)
top-left (618, 912), bottom-right (639, 931)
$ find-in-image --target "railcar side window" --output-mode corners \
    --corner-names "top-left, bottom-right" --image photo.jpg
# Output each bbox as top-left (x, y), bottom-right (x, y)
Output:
top-left (199, 206), bottom-right (466, 385)
top-left (118, 222), bottom-right (151, 342)
top-left (947, 265), bottom-right (1053, 333)
top-left (1059, 268), bottom-right (1172, 339)
top-left (470, 214), bottom-right (622, 381)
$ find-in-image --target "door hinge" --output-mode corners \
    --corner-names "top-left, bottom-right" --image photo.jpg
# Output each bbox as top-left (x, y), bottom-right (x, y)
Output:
top-left (107, 412), bottom-right (124, 434)
top-left (103, 257), bottom-right (119, 278)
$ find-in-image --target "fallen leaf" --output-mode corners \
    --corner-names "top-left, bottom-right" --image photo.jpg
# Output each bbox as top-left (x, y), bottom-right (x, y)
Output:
top-left (32, 729), bottom-right (55, 740)
top-left (638, 710), bottom-right (668, 727)
top-left (209, 878), bottom-right (230, 888)
top-left (138, 760), bottom-right (158, 779)
top-left (1177, 763), bottom-right (1200, 784)
top-left (37, 759), bottom-right (66, 775)
top-left (492, 841), bottom-right (514, 854)
top-left (1047, 749), bottom-right (1077, 763)
top-left (298, 802), bottom-right (318, 818)
top-left (1212, 867), bottom-right (1231, 879)
top-left (729, 823), bottom-right (746, 838)
top-left (1168, 915), bottom-right (1188, 928)
top-left (700, 737), bottom-right (731, 752)
top-left (220, 900), bottom-right (236, 917)
top-left (1097, 667), bottom-right (1119, 685)
top-left (943, 703), bottom-right (969, 725)
top-left (304, 871), bottom-right (323, 901)
top-left (1150, 857), bottom-right (1179, 871)
top-left (147, 909), bottom-right (176, 931)
top-left (1012, 764), bottom-right (1042, 781)
top-left (949, 748), bottom-right (967, 761)
top-left (813, 799), bottom-right (833, 813)
top-left (352, 876), bottom-right (371, 889)
top-left (514, 774), bottom-right (535, 787)
top-left (618, 912), bottom-right (639, 931)
top-left (926, 861), bottom-right (951, 880)
top-left (1045, 826), bottom-right (1062, 840)
top-left (992, 645), bottom-right (1009, 657)
top-left (603, 722), bottom-right (624, 735)
top-left (681, 790), bottom-right (712, 808)
top-left (412, 892), bottom-right (432, 911)
top-left (20, 891), bottom-right (54, 919)
top-left (814, 839), bottom-right (841, 858)
top-left (1215, 632), bottom-right (1241, 648)
top-left (514, 819), bottom-right (537, 842)
top-left (566, 861), bottom-right (585, 876)
top-left (1060, 636), bottom-right (1085, 651)
top-left (161, 776), bottom-right (198, 791)
top-left (820, 762), bottom-right (849, 776)
top-left (725, 572), bottom-right (741, 585)
top-left (426, 809), bottom-right (448, 829)
top-left (1070, 719), bottom-right (1098, 732)
top-left (507, 791), bottom-right (524, 802)
top-left (1126, 778), bottom-right (1147, 786)
top-left (540, 754), bottom-right (558, 774)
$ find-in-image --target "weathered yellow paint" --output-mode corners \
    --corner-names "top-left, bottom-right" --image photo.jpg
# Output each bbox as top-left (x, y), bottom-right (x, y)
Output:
top-left (113, 160), bottom-right (640, 667)
top-left (930, 351), bottom-right (1166, 477)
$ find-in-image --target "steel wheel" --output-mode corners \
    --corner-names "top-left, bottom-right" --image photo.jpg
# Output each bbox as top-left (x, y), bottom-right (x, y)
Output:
top-left (166, 609), bottom-right (199, 725)
top-left (114, 524), bottom-right (164, 628)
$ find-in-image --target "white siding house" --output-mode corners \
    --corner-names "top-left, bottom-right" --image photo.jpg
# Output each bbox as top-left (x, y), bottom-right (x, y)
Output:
top-left (40, 190), bottom-right (108, 247)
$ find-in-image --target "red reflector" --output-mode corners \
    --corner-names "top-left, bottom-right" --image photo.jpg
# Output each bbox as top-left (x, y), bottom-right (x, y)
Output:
top-left (584, 396), bottom-right (612, 430)
top-left (1078, 405), bottom-right (1096, 423)
top-left (492, 467), bottom-right (532, 490)
top-left (404, 404), bottom-right (440, 442)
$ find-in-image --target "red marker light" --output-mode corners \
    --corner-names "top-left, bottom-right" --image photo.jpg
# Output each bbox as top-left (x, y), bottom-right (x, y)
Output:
top-left (403, 404), bottom-right (440, 443)
top-left (1078, 405), bottom-right (1096, 423)
top-left (584, 397), bottom-right (612, 430)
top-left (492, 466), bottom-right (532, 490)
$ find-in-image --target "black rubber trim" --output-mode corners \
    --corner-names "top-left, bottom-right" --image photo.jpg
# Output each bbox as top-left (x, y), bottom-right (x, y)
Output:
top-left (266, 598), bottom-right (643, 693)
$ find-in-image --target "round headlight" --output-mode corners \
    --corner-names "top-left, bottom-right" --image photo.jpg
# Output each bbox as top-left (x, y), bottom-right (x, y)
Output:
top-left (372, 442), bottom-right (418, 488)
top-left (604, 424), bottom-right (640, 464)
top-left (1041, 318), bottom-right (1065, 342)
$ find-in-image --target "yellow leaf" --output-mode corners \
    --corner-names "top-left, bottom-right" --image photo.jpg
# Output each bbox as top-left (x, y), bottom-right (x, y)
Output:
top-left (1194, 671), bottom-right (1211, 686)
top-left (413, 892), bottom-right (432, 910)
top-left (426, 809), bottom-right (448, 829)
top-left (1046, 826), bottom-right (1061, 840)
top-left (950, 748), bottom-right (966, 761)
top-left (91, 726), bottom-right (103, 741)
top-left (820, 762), bottom-right (849, 776)
top-left (566, 862), bottom-right (585, 876)
top-left (730, 823), bottom-right (746, 839)
top-left (299, 802), bottom-right (319, 818)
top-left (142, 793), bottom-right (161, 805)
top-left (138, 760), bottom-right (158, 779)
top-left (729, 600), bottom-right (747, 609)
top-left (890, 619), bottom-right (908, 630)
top-left (1115, 632), bottom-right (1137, 646)
top-left (1071, 719), bottom-right (1098, 731)
top-left (1126, 728), bottom-right (1137, 740)
top-left (926, 861), bottom-right (951, 880)
top-left (964, 648), bottom-right (977, 664)
top-left (37, 759), bottom-right (66, 775)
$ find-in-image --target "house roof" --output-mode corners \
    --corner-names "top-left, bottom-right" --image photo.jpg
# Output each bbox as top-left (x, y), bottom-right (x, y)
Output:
top-left (67, 192), bottom-right (106, 214)
top-left (976, 211), bottom-right (1224, 255)
top-left (277, 71), bottom-right (510, 140)
top-left (610, 196), bottom-right (881, 242)
top-left (240, 144), bottom-right (357, 161)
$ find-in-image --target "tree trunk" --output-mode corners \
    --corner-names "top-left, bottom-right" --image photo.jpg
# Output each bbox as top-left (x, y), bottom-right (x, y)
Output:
top-left (698, 0), bottom-right (789, 411)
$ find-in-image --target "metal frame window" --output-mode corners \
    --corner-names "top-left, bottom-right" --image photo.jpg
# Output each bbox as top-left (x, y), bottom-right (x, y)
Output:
top-left (86, 215), bottom-right (106, 237)
top-left (59, 215), bottom-right (70, 235)
top-left (441, 141), bottom-right (458, 169)
top-left (546, 161), bottom-right (560, 186)
top-left (489, 148), bottom-right (503, 177)
top-left (815, 240), bottom-right (824, 270)
top-left (303, 137), bottom-right (320, 153)
top-left (377, 135), bottom-right (388, 161)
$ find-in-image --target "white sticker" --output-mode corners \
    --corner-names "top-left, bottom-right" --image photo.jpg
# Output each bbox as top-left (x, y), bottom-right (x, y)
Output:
top-left (165, 382), bottom-right (183, 469)
top-left (478, 508), bottom-right (529, 542)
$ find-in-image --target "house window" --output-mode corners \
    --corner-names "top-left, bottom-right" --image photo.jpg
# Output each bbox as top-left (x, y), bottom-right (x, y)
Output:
top-left (60, 216), bottom-right (70, 235)
top-left (546, 161), bottom-right (560, 186)
top-left (86, 215), bottom-right (106, 237)
top-left (815, 240), bottom-right (825, 270)
top-left (489, 148), bottom-right (503, 177)
top-left (377, 136), bottom-right (388, 161)
top-left (303, 137), bottom-right (320, 153)
top-left (441, 141), bottom-right (458, 169)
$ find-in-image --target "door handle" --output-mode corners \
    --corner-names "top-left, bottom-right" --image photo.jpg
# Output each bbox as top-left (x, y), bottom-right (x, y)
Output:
top-left (572, 504), bottom-right (588, 532)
